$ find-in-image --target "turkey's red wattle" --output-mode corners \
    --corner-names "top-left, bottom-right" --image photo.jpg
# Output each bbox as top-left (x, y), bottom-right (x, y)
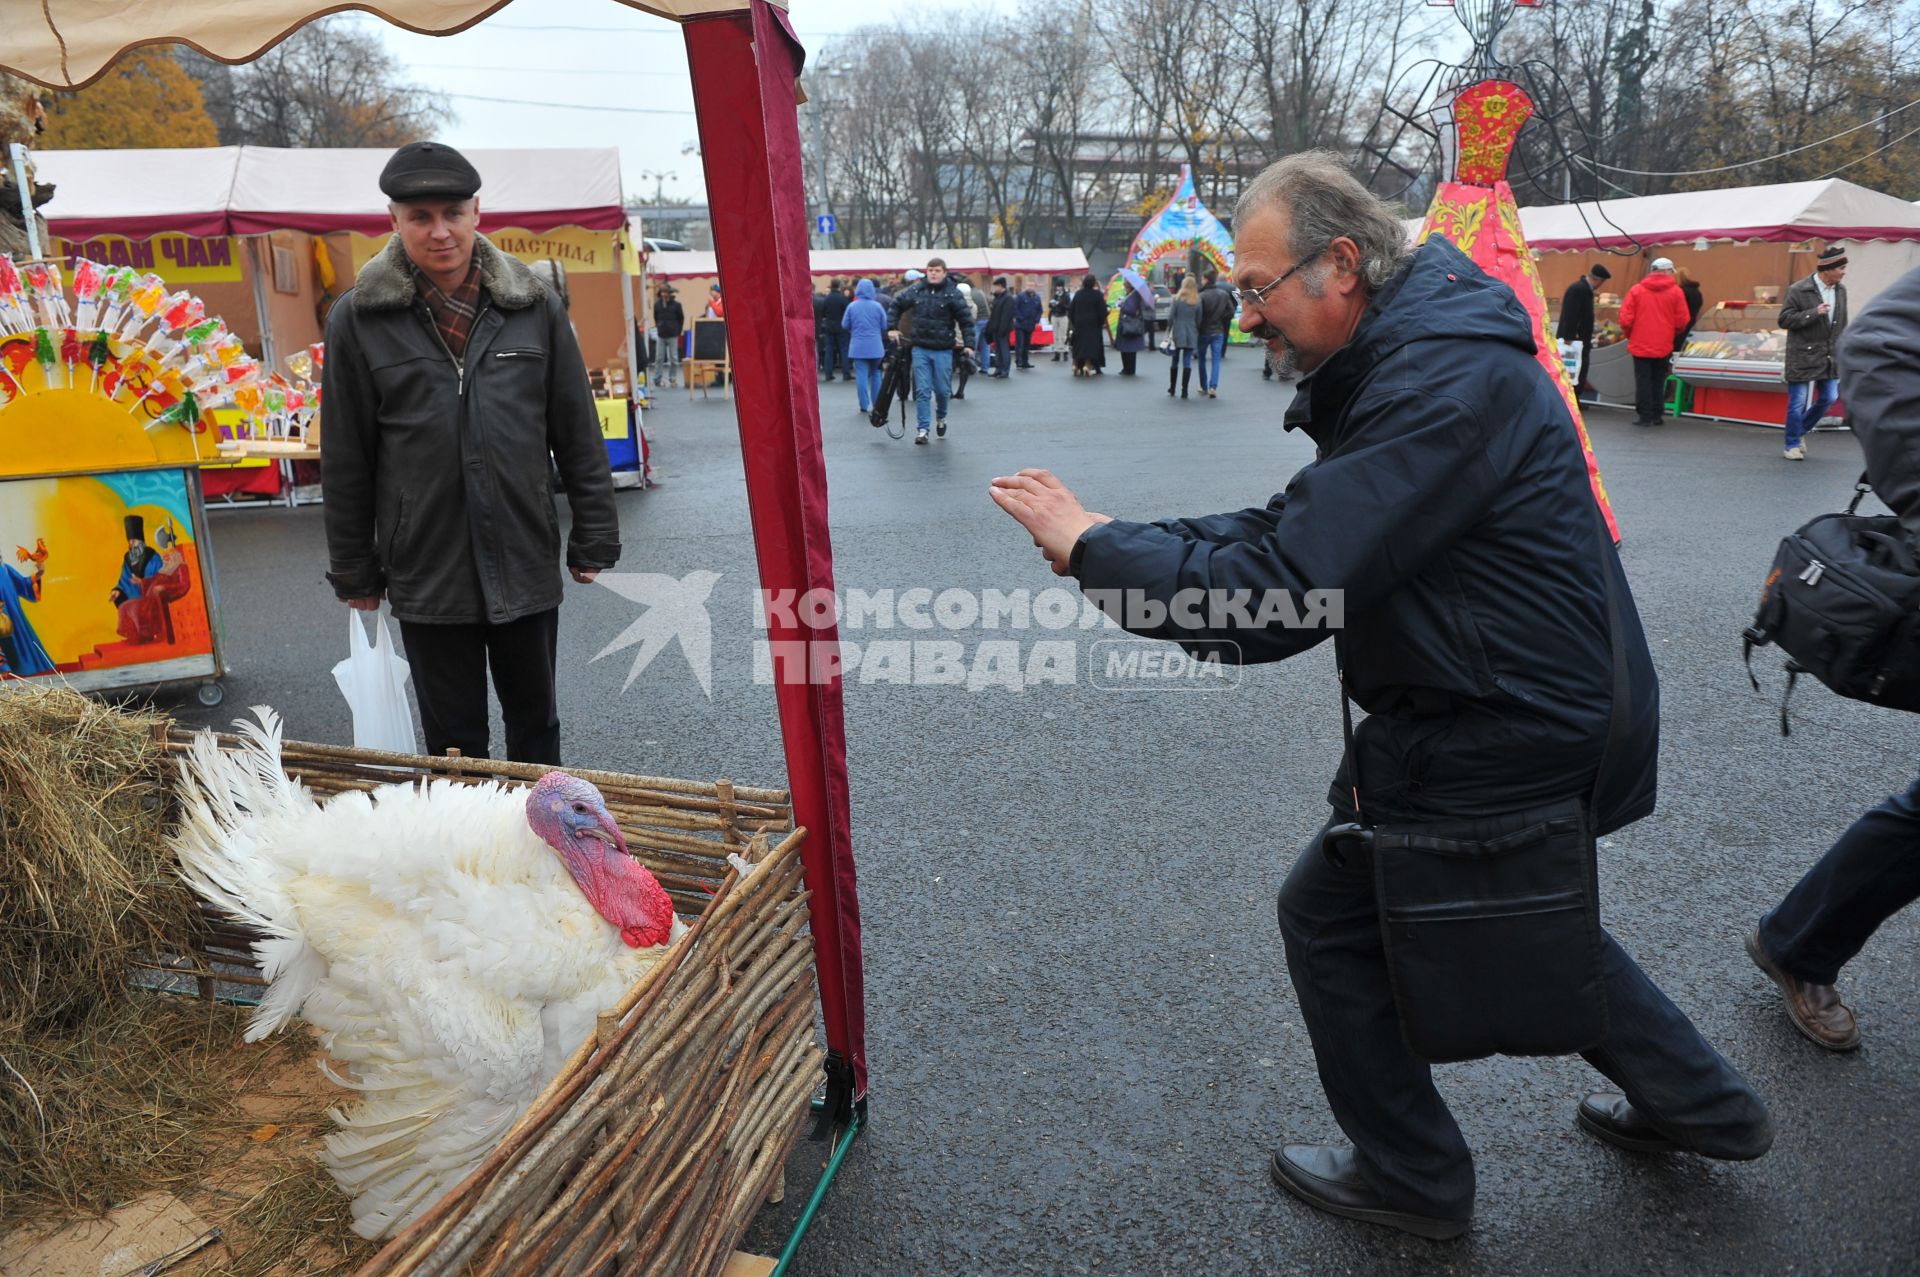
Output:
top-left (583, 852), bottom-right (676, 949)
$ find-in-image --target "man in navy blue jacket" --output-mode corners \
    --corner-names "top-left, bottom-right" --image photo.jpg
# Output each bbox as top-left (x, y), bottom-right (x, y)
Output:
top-left (991, 152), bottom-right (1772, 1241)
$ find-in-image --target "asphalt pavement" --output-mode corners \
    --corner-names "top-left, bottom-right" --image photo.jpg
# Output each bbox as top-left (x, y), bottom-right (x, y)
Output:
top-left (169, 348), bottom-right (1920, 1275)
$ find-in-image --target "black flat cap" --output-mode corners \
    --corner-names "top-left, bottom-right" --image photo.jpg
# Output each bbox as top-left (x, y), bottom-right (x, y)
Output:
top-left (379, 142), bottom-right (482, 202)
top-left (1589, 263), bottom-right (1612, 280)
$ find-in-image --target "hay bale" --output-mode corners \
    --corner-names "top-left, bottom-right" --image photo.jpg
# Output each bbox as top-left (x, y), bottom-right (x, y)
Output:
top-left (0, 682), bottom-right (190, 1033)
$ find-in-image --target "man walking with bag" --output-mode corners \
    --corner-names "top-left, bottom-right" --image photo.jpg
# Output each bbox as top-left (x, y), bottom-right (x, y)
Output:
top-left (1776, 245), bottom-right (1849, 460)
top-left (989, 152), bottom-right (1771, 1241)
top-left (321, 142), bottom-right (621, 765)
top-left (1556, 263), bottom-right (1610, 403)
top-left (1747, 261), bottom-right (1920, 1047)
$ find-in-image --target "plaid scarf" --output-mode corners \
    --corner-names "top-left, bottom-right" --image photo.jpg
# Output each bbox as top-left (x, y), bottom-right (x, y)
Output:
top-left (411, 256), bottom-right (483, 358)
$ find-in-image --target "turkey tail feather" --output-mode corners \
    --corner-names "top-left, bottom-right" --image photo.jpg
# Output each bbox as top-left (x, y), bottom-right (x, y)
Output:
top-left (170, 707), bottom-right (323, 1039)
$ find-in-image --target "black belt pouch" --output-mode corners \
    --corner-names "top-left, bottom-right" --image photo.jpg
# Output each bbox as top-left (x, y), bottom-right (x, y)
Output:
top-left (1370, 797), bottom-right (1608, 1062)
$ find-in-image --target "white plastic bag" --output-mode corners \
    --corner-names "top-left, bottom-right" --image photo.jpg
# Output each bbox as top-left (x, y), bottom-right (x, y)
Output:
top-left (332, 610), bottom-right (418, 754)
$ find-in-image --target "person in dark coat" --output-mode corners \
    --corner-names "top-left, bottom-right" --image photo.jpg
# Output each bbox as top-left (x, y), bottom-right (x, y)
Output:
top-left (322, 142), bottom-right (620, 765)
top-left (1747, 261), bottom-right (1920, 1049)
top-left (652, 284), bottom-right (684, 388)
top-left (811, 283), bottom-right (832, 380)
top-left (886, 258), bottom-right (974, 443)
top-left (1776, 244), bottom-right (1850, 459)
top-left (985, 276), bottom-right (1016, 379)
top-left (1048, 277), bottom-right (1073, 363)
top-left (1113, 288), bottom-right (1148, 375)
top-left (1012, 276), bottom-right (1043, 368)
top-left (989, 151), bottom-right (1771, 1242)
top-left (820, 278), bottom-right (851, 381)
top-left (1067, 274), bottom-right (1108, 375)
top-left (1196, 271), bottom-right (1237, 396)
top-left (1555, 263), bottom-right (1610, 402)
top-left (1675, 266), bottom-right (1704, 341)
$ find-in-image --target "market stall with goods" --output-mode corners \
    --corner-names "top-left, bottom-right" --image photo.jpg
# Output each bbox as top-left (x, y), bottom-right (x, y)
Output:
top-left (3, 2), bottom-right (864, 1273)
top-left (1525, 179), bottom-right (1920, 426)
top-left (35, 145), bottom-right (649, 495)
top-left (0, 252), bottom-right (316, 704)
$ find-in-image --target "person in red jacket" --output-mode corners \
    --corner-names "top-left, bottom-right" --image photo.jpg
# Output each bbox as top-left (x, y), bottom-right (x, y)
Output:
top-left (1618, 257), bottom-right (1694, 427)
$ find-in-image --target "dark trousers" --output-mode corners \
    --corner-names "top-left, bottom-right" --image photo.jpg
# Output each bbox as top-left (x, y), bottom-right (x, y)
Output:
top-left (832, 330), bottom-right (850, 378)
top-left (1278, 814), bottom-right (1772, 1219)
top-left (1014, 325), bottom-right (1034, 367)
top-left (1119, 350), bottom-right (1138, 375)
top-left (1632, 355), bottom-right (1667, 422)
top-left (398, 607), bottom-right (562, 765)
top-left (991, 334), bottom-right (1012, 376)
top-left (1759, 771), bottom-right (1920, 984)
top-left (1574, 340), bottom-right (1594, 399)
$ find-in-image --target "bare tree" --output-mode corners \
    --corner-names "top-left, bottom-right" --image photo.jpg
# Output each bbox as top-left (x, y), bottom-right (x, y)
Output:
top-left (187, 17), bottom-right (450, 148)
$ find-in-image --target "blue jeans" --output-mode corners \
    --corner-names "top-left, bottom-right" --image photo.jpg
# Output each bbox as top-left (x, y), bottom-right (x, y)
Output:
top-left (973, 320), bottom-right (990, 371)
top-left (1014, 325), bottom-right (1034, 366)
top-left (851, 357), bottom-right (883, 411)
top-left (1278, 813), bottom-right (1772, 1218)
top-left (1198, 332), bottom-right (1226, 389)
top-left (1783, 378), bottom-right (1839, 450)
top-left (1168, 347), bottom-right (1193, 369)
top-left (1759, 771), bottom-right (1920, 985)
top-left (910, 346), bottom-right (952, 431)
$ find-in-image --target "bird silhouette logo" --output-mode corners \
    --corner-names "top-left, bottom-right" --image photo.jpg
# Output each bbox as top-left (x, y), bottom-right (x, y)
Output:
top-left (591, 571), bottom-right (722, 697)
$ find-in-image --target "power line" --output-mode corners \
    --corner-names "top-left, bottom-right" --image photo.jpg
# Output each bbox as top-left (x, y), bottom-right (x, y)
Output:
top-left (443, 92), bottom-right (695, 115)
top-left (411, 62), bottom-right (686, 77)
top-left (1584, 95), bottom-right (1920, 177)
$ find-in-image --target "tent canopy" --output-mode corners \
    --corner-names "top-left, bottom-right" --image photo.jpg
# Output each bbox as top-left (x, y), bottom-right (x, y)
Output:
top-left (1523, 178), bottom-right (1920, 251)
top-left (646, 247), bottom-right (1090, 280)
top-left (37, 146), bottom-right (627, 239)
top-left (32, 146), bottom-right (243, 240)
top-left (1, 0), bottom-right (768, 88)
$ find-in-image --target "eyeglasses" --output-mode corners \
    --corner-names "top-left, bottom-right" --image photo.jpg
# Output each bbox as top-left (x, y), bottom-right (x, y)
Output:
top-left (1237, 247), bottom-right (1326, 309)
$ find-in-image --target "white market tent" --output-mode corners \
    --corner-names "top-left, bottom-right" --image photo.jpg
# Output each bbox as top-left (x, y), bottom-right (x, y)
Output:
top-left (36, 146), bottom-right (627, 237)
top-left (36, 145), bottom-right (639, 382)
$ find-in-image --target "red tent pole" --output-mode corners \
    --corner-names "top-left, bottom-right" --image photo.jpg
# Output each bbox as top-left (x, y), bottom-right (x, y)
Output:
top-left (683, 0), bottom-right (867, 1106)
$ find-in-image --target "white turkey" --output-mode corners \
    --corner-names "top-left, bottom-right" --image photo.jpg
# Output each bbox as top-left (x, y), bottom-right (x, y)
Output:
top-left (171, 709), bottom-right (684, 1240)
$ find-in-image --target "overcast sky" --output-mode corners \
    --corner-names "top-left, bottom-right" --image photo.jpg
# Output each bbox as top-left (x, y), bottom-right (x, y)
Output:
top-left (349, 0), bottom-right (1016, 207)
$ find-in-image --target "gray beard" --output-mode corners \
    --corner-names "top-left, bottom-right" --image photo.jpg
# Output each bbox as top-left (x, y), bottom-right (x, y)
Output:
top-left (1266, 342), bottom-right (1301, 380)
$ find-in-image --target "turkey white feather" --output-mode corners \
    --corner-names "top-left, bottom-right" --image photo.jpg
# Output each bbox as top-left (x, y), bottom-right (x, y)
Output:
top-left (171, 708), bottom-right (683, 1240)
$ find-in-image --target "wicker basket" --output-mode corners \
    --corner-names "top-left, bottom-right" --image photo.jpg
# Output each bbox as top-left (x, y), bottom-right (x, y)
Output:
top-left (156, 731), bottom-right (823, 1277)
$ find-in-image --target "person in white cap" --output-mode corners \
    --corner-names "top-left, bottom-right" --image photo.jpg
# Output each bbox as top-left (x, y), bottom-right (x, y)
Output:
top-left (1617, 257), bottom-right (1693, 427)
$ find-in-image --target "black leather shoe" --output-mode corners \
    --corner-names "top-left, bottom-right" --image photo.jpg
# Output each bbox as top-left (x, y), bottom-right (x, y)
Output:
top-left (1576, 1093), bottom-right (1679, 1153)
top-left (1268, 1146), bottom-right (1470, 1241)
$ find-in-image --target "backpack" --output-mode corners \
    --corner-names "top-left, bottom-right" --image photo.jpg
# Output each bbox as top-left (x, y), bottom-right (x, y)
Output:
top-left (1744, 474), bottom-right (1920, 733)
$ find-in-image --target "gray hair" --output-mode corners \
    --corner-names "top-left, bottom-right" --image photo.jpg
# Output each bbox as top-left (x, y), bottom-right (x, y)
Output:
top-left (1234, 151), bottom-right (1410, 294)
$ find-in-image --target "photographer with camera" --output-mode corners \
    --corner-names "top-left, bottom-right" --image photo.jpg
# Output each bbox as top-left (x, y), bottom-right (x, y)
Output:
top-left (989, 151), bottom-right (1771, 1241)
top-left (887, 257), bottom-right (974, 445)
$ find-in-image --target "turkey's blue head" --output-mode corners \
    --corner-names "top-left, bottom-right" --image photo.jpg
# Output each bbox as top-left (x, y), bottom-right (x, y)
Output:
top-left (527, 772), bottom-right (677, 948)
top-left (527, 772), bottom-right (629, 859)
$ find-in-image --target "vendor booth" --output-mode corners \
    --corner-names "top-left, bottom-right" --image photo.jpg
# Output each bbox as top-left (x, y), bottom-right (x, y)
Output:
top-left (1526, 179), bottom-right (1920, 427)
top-left (35, 146), bottom-right (650, 495)
top-left (5, 3), bottom-right (863, 1273)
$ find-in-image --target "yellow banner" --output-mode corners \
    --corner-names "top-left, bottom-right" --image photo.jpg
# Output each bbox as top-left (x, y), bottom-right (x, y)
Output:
top-left (58, 235), bottom-right (244, 284)
top-left (349, 227), bottom-right (629, 275)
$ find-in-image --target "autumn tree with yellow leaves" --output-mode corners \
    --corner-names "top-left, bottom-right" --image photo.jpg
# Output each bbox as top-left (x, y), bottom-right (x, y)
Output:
top-left (39, 49), bottom-right (218, 150)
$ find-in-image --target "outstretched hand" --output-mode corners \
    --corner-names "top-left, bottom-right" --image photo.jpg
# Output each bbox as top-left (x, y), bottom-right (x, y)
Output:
top-left (989, 469), bottom-right (1111, 577)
